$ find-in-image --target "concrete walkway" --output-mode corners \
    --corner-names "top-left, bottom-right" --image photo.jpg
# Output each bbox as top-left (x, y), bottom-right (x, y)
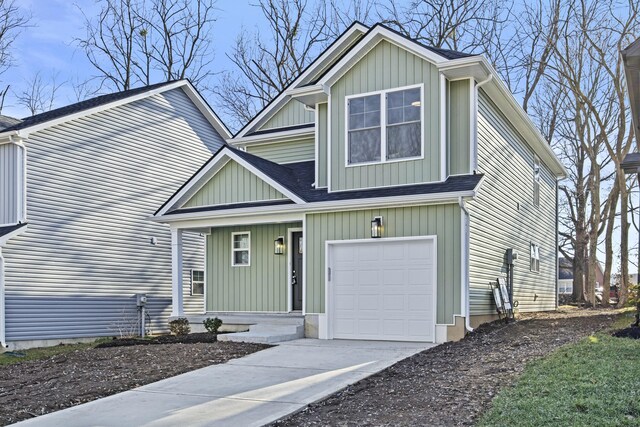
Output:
top-left (14, 339), bottom-right (434, 427)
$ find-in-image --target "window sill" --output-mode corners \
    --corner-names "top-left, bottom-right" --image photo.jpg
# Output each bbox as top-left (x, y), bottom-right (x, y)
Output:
top-left (346, 154), bottom-right (424, 168)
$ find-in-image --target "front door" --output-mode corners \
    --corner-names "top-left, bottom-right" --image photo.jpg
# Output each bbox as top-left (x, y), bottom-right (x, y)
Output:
top-left (291, 231), bottom-right (303, 311)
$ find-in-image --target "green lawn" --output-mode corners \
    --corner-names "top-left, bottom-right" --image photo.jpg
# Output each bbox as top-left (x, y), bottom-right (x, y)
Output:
top-left (0, 340), bottom-right (107, 366)
top-left (478, 328), bottom-right (640, 426)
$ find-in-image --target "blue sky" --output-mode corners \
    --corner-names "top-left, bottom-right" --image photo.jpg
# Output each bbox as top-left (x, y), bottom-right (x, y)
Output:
top-left (2, 0), bottom-right (265, 118)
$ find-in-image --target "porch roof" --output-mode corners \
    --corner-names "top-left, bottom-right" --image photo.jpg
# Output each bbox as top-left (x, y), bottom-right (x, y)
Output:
top-left (163, 146), bottom-right (484, 216)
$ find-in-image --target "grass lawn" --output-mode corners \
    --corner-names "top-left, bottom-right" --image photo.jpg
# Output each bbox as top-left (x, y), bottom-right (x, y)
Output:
top-left (478, 312), bottom-right (640, 427)
top-left (0, 340), bottom-right (108, 366)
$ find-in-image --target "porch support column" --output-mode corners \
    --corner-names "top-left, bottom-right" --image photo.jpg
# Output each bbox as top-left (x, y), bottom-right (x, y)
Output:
top-left (171, 228), bottom-right (184, 317)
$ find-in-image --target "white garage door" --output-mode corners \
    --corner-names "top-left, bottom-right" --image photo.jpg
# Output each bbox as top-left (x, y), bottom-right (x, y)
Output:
top-left (327, 237), bottom-right (436, 342)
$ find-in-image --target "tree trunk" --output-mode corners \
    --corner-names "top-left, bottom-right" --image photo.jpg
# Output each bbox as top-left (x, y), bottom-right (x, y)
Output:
top-left (619, 176), bottom-right (630, 307)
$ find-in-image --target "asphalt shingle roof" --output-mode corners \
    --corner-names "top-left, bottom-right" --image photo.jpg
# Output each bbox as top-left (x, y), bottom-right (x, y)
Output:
top-left (0, 223), bottom-right (27, 238)
top-left (163, 146), bottom-right (484, 215)
top-left (1, 81), bottom-right (180, 133)
top-left (0, 115), bottom-right (21, 130)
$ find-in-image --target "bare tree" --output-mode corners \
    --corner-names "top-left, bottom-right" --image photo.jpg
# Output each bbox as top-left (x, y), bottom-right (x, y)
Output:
top-left (213, 0), bottom-right (328, 131)
top-left (0, 0), bottom-right (30, 75)
top-left (15, 72), bottom-right (65, 116)
top-left (77, 0), bottom-right (217, 92)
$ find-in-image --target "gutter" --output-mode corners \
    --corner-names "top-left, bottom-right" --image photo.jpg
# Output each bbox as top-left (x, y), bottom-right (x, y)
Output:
top-left (458, 196), bottom-right (473, 332)
top-left (0, 247), bottom-right (6, 348)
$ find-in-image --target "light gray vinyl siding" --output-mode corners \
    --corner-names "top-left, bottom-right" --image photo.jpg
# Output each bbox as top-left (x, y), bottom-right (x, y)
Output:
top-left (448, 79), bottom-right (471, 175)
top-left (259, 99), bottom-right (314, 131)
top-left (467, 90), bottom-right (557, 315)
top-left (329, 40), bottom-right (441, 191)
top-left (2, 87), bottom-right (224, 341)
top-left (305, 205), bottom-right (462, 325)
top-left (246, 137), bottom-right (315, 164)
top-left (317, 103), bottom-right (328, 187)
top-left (0, 143), bottom-right (20, 224)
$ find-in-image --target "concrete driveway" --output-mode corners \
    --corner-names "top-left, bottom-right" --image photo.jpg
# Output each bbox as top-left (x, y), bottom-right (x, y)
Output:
top-left (14, 339), bottom-right (434, 427)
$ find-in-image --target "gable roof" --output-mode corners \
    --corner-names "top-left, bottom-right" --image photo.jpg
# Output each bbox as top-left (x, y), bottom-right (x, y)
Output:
top-left (0, 223), bottom-right (27, 245)
top-left (0, 80), bottom-right (231, 139)
top-left (0, 115), bottom-right (21, 130)
top-left (234, 22), bottom-right (475, 139)
top-left (156, 145), bottom-right (484, 218)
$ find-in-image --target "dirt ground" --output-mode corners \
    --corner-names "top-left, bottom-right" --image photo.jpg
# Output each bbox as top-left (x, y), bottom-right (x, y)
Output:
top-left (0, 341), bottom-right (269, 426)
top-left (273, 308), bottom-right (623, 427)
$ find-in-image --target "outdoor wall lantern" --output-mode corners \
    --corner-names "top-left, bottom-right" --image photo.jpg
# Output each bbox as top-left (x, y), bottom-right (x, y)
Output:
top-left (274, 236), bottom-right (285, 255)
top-left (371, 216), bottom-right (383, 238)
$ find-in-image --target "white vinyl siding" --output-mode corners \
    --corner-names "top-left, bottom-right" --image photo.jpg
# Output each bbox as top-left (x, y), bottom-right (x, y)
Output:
top-left (2, 88), bottom-right (224, 341)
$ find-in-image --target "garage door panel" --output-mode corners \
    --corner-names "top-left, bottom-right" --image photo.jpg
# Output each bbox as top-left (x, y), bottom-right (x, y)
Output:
top-left (329, 238), bottom-right (436, 342)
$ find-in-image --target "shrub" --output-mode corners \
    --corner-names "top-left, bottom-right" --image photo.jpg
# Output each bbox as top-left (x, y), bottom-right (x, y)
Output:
top-left (169, 318), bottom-right (190, 336)
top-left (203, 317), bottom-right (223, 334)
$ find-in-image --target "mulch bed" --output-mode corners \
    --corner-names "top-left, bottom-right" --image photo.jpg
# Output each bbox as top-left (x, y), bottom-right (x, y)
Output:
top-left (95, 332), bottom-right (222, 347)
top-left (0, 340), bottom-right (270, 426)
top-left (612, 326), bottom-right (640, 339)
top-left (272, 309), bottom-right (620, 427)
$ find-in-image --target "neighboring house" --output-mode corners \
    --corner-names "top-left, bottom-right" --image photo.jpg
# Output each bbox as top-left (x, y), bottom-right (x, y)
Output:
top-left (0, 80), bottom-right (229, 349)
top-left (154, 22), bottom-right (567, 343)
top-left (557, 257), bottom-right (605, 295)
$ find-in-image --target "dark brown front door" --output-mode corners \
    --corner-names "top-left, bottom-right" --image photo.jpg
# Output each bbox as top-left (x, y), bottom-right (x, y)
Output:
top-left (291, 231), bottom-right (303, 311)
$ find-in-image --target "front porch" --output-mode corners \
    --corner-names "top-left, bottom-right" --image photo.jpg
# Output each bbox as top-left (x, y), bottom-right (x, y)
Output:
top-left (169, 220), bottom-right (306, 343)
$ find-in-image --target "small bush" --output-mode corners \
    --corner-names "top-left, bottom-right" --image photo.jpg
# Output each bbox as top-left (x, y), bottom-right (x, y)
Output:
top-left (203, 317), bottom-right (223, 334)
top-left (169, 318), bottom-right (190, 336)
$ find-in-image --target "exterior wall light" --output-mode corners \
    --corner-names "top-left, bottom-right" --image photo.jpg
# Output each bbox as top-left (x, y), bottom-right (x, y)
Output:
top-left (371, 216), bottom-right (383, 238)
top-left (274, 236), bottom-right (285, 255)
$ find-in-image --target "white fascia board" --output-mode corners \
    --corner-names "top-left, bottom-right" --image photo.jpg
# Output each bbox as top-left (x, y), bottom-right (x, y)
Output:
top-left (234, 23), bottom-right (368, 139)
top-left (180, 81), bottom-right (232, 139)
top-left (155, 146), bottom-right (304, 216)
top-left (318, 27), bottom-right (449, 87)
top-left (0, 81), bottom-right (190, 139)
top-left (228, 127), bottom-right (315, 146)
top-left (0, 224), bottom-right (27, 246)
top-left (152, 189), bottom-right (478, 225)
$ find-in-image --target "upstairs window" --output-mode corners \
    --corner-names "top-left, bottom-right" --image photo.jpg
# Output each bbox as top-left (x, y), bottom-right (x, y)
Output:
top-left (530, 243), bottom-right (540, 273)
top-left (533, 157), bottom-right (541, 207)
top-left (347, 85), bottom-right (423, 165)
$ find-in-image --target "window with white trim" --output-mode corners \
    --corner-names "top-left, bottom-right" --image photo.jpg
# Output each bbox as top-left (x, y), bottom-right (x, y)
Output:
top-left (191, 269), bottom-right (204, 295)
top-left (533, 157), bottom-right (541, 207)
top-left (231, 232), bottom-right (250, 266)
top-left (347, 86), bottom-right (422, 165)
top-left (530, 243), bottom-right (540, 273)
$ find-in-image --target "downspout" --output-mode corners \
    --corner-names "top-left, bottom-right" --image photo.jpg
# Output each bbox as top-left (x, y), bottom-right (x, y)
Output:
top-left (459, 196), bottom-right (473, 332)
top-left (0, 246), bottom-right (7, 348)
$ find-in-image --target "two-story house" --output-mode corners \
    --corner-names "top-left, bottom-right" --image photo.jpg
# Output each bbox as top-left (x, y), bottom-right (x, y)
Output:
top-left (0, 80), bottom-right (229, 349)
top-left (154, 23), bottom-right (567, 343)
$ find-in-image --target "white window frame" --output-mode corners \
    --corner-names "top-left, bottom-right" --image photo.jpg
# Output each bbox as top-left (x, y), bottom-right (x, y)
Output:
top-left (533, 156), bottom-right (541, 208)
top-left (231, 231), bottom-right (251, 267)
top-left (190, 269), bottom-right (205, 296)
top-left (530, 242), bottom-right (540, 273)
top-left (344, 83), bottom-right (424, 167)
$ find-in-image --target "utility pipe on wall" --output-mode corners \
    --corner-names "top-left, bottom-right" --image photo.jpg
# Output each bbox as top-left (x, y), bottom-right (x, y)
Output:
top-left (459, 197), bottom-right (473, 332)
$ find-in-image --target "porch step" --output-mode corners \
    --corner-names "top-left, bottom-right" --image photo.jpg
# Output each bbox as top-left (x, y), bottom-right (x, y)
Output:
top-left (218, 322), bottom-right (305, 344)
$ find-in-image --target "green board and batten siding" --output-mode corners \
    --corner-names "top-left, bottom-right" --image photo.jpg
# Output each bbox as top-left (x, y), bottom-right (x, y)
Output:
top-left (246, 137), bottom-right (315, 164)
top-left (206, 222), bottom-right (302, 312)
top-left (259, 99), bottom-right (314, 131)
top-left (329, 40), bottom-right (442, 191)
top-left (467, 90), bottom-right (557, 314)
top-left (305, 205), bottom-right (462, 325)
top-left (316, 103), bottom-right (328, 187)
top-left (183, 160), bottom-right (286, 208)
top-left (447, 79), bottom-right (471, 175)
